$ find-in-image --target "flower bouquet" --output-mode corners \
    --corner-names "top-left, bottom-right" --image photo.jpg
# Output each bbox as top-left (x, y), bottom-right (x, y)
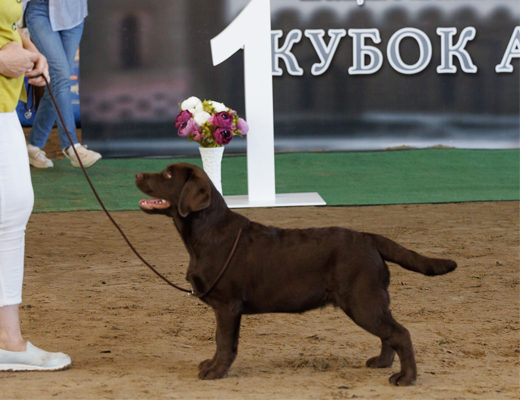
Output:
top-left (174, 97), bottom-right (249, 194)
top-left (175, 96), bottom-right (248, 147)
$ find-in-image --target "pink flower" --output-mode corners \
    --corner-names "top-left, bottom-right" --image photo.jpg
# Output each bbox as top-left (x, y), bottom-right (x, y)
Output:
top-left (193, 131), bottom-right (206, 142)
top-left (209, 111), bottom-right (233, 129)
top-left (237, 118), bottom-right (249, 135)
top-left (214, 128), bottom-right (233, 145)
top-left (178, 119), bottom-right (199, 138)
top-left (175, 110), bottom-right (192, 128)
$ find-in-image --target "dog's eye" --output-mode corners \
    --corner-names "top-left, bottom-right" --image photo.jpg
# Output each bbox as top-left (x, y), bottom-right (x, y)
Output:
top-left (164, 171), bottom-right (172, 179)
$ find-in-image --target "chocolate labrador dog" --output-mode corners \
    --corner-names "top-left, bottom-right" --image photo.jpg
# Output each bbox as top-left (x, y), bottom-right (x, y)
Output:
top-left (135, 162), bottom-right (456, 386)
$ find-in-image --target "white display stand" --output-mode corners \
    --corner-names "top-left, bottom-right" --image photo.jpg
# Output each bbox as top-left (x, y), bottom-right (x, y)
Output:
top-left (224, 192), bottom-right (326, 209)
top-left (210, 0), bottom-right (326, 208)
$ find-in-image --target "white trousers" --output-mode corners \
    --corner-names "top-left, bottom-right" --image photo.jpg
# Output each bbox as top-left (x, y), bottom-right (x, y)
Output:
top-left (0, 111), bottom-right (34, 306)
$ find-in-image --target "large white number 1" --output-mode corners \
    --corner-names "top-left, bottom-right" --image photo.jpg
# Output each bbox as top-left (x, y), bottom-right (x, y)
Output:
top-left (211, 0), bottom-right (276, 203)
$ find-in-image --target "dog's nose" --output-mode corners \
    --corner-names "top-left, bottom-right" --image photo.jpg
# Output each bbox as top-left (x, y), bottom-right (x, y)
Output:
top-left (136, 172), bottom-right (144, 180)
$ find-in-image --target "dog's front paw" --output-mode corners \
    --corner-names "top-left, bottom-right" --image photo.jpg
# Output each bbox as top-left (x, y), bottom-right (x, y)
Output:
top-left (366, 354), bottom-right (394, 369)
top-left (198, 364), bottom-right (229, 380)
top-left (389, 371), bottom-right (416, 386)
top-left (198, 359), bottom-right (214, 372)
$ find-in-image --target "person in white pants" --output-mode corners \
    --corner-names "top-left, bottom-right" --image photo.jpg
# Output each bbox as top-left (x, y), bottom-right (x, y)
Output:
top-left (0, 0), bottom-right (70, 371)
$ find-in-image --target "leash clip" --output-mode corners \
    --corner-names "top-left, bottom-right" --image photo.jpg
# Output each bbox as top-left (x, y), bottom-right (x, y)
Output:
top-left (24, 83), bottom-right (37, 120)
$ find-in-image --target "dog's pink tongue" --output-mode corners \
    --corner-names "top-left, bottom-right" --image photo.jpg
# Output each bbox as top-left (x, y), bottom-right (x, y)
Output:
top-left (139, 198), bottom-right (171, 210)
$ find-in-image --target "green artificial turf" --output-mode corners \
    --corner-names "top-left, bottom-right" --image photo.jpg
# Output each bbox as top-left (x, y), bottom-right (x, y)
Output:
top-left (30, 149), bottom-right (519, 213)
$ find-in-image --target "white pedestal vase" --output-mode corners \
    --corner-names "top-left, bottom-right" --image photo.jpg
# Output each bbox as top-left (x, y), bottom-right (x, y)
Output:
top-left (199, 146), bottom-right (225, 195)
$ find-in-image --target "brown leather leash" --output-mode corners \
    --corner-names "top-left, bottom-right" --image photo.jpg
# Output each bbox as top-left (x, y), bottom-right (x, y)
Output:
top-left (35, 74), bottom-right (241, 299)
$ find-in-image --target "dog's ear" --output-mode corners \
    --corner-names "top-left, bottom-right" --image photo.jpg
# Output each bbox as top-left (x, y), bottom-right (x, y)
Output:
top-left (178, 171), bottom-right (211, 217)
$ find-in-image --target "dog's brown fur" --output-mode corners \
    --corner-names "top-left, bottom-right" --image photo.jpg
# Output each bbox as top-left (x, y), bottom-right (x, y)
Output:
top-left (135, 162), bottom-right (457, 386)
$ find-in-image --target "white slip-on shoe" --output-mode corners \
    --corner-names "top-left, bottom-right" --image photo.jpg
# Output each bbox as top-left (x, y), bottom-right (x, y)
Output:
top-left (0, 342), bottom-right (71, 371)
top-left (27, 144), bottom-right (54, 168)
top-left (63, 143), bottom-right (102, 168)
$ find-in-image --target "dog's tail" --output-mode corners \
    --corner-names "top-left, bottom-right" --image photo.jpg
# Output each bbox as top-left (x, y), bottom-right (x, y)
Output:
top-left (365, 233), bottom-right (457, 276)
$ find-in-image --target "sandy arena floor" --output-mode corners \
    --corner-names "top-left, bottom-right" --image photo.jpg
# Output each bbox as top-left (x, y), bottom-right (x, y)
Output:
top-left (10, 129), bottom-right (519, 399)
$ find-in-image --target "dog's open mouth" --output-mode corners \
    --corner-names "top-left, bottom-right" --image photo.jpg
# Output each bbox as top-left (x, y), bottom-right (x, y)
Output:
top-left (139, 198), bottom-right (171, 210)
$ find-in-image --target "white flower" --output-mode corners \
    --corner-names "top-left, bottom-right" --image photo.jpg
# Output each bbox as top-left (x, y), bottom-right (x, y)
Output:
top-left (185, 103), bottom-right (203, 116)
top-left (181, 96), bottom-right (201, 111)
top-left (193, 110), bottom-right (211, 126)
top-left (210, 101), bottom-right (228, 113)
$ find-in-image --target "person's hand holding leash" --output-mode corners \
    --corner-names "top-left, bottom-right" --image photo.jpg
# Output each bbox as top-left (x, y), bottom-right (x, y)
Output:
top-left (25, 51), bottom-right (48, 87)
top-left (19, 31), bottom-right (49, 87)
top-left (0, 41), bottom-right (37, 79)
top-left (0, 33), bottom-right (49, 87)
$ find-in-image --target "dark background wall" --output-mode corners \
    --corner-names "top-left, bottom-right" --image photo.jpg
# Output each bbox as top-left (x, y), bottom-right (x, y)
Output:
top-left (80, 0), bottom-right (519, 157)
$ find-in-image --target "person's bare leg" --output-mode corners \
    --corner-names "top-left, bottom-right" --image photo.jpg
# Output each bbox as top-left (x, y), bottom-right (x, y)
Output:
top-left (0, 305), bottom-right (26, 352)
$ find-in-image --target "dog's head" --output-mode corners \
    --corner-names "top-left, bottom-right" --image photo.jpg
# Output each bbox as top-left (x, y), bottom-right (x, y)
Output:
top-left (136, 163), bottom-right (212, 218)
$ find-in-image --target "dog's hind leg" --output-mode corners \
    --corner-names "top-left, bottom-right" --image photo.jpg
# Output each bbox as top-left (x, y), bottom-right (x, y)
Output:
top-left (198, 309), bottom-right (242, 380)
top-left (366, 339), bottom-right (395, 368)
top-left (374, 315), bottom-right (416, 386)
top-left (338, 286), bottom-right (417, 386)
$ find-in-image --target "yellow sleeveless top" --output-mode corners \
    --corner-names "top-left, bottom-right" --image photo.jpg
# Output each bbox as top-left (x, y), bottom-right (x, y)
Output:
top-left (0, 0), bottom-right (27, 113)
